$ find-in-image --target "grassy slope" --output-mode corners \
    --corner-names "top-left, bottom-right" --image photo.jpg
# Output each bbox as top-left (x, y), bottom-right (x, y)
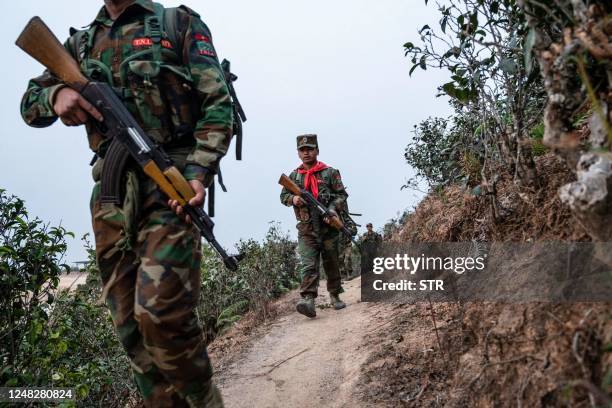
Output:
top-left (358, 153), bottom-right (611, 407)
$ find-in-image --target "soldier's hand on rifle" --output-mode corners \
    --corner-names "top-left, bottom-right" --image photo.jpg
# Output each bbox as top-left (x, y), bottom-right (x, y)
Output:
top-left (53, 87), bottom-right (104, 126)
top-left (323, 209), bottom-right (339, 225)
top-left (168, 180), bottom-right (206, 224)
top-left (292, 195), bottom-right (306, 207)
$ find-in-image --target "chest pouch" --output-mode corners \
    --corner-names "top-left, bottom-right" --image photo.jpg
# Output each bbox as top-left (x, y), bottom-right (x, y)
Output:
top-left (118, 48), bottom-right (198, 145)
top-left (77, 11), bottom-right (198, 146)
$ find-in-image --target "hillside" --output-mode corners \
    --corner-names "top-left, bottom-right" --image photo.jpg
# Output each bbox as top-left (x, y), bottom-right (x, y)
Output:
top-left (210, 153), bottom-right (611, 407)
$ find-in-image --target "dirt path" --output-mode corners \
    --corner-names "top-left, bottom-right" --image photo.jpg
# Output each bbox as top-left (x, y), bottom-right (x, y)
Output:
top-left (216, 277), bottom-right (388, 408)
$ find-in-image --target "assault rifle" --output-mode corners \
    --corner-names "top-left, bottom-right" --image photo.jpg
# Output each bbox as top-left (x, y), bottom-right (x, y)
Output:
top-left (278, 174), bottom-right (360, 248)
top-left (16, 17), bottom-right (242, 271)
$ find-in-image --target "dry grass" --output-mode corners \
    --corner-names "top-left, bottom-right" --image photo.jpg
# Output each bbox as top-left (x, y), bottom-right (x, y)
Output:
top-left (396, 154), bottom-right (589, 243)
top-left (358, 153), bottom-right (610, 407)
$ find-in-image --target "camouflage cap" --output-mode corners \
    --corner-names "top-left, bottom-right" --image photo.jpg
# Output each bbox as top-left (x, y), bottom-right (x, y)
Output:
top-left (297, 134), bottom-right (318, 149)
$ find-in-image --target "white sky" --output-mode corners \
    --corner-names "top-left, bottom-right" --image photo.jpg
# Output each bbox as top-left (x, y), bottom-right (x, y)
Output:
top-left (0, 1), bottom-right (452, 263)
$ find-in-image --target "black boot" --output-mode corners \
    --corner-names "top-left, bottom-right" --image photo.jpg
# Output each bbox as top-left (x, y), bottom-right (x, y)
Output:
top-left (296, 295), bottom-right (316, 318)
top-left (330, 293), bottom-right (346, 310)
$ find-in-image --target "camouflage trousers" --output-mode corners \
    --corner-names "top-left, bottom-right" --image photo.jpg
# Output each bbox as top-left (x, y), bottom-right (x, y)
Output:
top-left (297, 221), bottom-right (344, 298)
top-left (338, 243), bottom-right (353, 280)
top-left (90, 170), bottom-right (221, 408)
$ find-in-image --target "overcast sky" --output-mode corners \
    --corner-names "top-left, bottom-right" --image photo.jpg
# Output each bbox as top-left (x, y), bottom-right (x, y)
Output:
top-left (0, 0), bottom-right (452, 263)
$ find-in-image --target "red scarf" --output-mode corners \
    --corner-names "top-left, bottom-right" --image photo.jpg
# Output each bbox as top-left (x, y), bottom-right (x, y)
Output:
top-left (297, 161), bottom-right (329, 199)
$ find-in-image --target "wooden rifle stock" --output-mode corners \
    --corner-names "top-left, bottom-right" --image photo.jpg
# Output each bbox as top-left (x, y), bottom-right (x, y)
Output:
top-left (278, 173), bottom-right (360, 247)
top-left (278, 174), bottom-right (302, 196)
top-left (16, 17), bottom-right (88, 89)
top-left (278, 173), bottom-right (345, 230)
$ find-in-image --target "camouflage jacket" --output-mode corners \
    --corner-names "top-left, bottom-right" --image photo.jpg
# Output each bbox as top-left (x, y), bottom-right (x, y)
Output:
top-left (280, 165), bottom-right (348, 224)
top-left (20, 0), bottom-right (233, 184)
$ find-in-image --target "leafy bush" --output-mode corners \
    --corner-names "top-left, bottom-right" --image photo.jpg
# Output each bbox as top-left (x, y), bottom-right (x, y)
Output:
top-left (404, 114), bottom-right (482, 189)
top-left (0, 188), bottom-right (71, 385)
top-left (33, 286), bottom-right (136, 407)
top-left (198, 222), bottom-right (299, 341)
top-left (382, 209), bottom-right (412, 239)
top-left (530, 122), bottom-right (547, 156)
top-left (0, 190), bottom-right (136, 406)
top-left (405, 0), bottom-right (546, 188)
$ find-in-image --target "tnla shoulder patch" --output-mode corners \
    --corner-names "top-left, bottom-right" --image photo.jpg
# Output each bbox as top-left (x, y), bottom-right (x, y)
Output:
top-left (194, 33), bottom-right (215, 57)
top-left (132, 38), bottom-right (174, 49)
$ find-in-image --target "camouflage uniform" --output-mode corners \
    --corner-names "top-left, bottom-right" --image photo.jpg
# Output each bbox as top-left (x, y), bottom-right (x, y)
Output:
top-left (21, 1), bottom-right (232, 406)
top-left (359, 230), bottom-right (383, 275)
top-left (280, 136), bottom-right (348, 299)
top-left (337, 218), bottom-right (357, 279)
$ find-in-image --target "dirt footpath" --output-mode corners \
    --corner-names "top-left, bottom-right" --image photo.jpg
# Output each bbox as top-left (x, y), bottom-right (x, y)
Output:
top-left (216, 277), bottom-right (390, 408)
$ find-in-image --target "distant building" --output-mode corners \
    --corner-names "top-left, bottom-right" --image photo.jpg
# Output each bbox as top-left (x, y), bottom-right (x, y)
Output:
top-left (70, 261), bottom-right (89, 273)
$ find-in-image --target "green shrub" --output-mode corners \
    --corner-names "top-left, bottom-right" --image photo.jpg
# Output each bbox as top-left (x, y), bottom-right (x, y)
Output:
top-left (198, 222), bottom-right (299, 341)
top-left (404, 114), bottom-right (481, 189)
top-left (530, 122), bottom-right (548, 156)
top-left (404, 0), bottom-right (546, 186)
top-left (0, 190), bottom-right (136, 406)
top-left (36, 286), bottom-right (136, 407)
top-left (0, 188), bottom-right (71, 386)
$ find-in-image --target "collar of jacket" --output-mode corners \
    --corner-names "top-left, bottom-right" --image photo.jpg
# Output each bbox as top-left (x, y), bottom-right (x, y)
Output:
top-left (91, 0), bottom-right (156, 26)
top-left (297, 163), bottom-right (328, 173)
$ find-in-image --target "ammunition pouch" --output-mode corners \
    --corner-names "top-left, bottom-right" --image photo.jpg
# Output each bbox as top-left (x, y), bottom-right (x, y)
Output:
top-left (121, 58), bottom-right (199, 145)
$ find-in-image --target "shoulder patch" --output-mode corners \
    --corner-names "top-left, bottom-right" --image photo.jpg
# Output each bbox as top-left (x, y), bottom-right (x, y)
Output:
top-left (195, 38), bottom-right (216, 57)
top-left (194, 33), bottom-right (211, 43)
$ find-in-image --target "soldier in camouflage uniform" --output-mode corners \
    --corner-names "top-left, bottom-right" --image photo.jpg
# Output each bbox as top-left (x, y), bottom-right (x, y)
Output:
top-left (280, 135), bottom-right (348, 318)
top-left (20, 1), bottom-right (233, 406)
top-left (337, 217), bottom-right (357, 280)
top-left (359, 223), bottom-right (383, 275)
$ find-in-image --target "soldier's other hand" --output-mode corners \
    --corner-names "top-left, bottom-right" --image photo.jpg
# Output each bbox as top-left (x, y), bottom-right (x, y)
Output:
top-left (292, 195), bottom-right (306, 207)
top-left (167, 180), bottom-right (206, 224)
top-left (323, 209), bottom-right (339, 225)
top-left (53, 87), bottom-right (104, 126)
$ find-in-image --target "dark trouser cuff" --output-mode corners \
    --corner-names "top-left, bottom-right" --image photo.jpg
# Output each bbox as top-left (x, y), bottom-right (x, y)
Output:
top-left (300, 292), bottom-right (317, 299)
